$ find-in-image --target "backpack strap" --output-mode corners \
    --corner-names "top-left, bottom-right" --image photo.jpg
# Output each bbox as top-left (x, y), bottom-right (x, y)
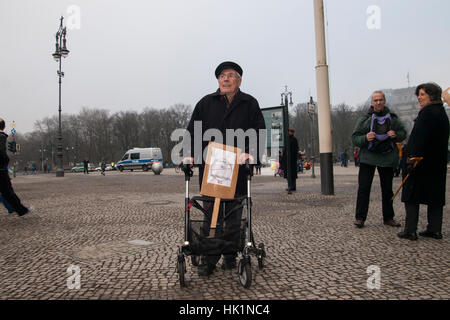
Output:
top-left (374, 113), bottom-right (391, 141)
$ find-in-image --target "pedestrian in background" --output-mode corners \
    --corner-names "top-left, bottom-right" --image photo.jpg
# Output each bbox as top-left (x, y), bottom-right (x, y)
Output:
top-left (255, 163), bottom-right (261, 175)
top-left (0, 118), bottom-right (31, 217)
top-left (398, 83), bottom-right (449, 240)
top-left (282, 128), bottom-right (299, 192)
top-left (351, 91), bottom-right (407, 228)
top-left (83, 158), bottom-right (89, 174)
top-left (340, 150), bottom-right (348, 167)
top-left (298, 151), bottom-right (304, 173)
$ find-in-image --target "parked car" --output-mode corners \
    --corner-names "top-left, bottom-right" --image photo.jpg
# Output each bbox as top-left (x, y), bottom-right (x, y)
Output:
top-left (95, 165), bottom-right (113, 172)
top-left (71, 163), bottom-right (95, 172)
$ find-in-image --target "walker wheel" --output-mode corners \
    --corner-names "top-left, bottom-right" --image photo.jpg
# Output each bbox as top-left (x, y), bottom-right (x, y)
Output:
top-left (257, 243), bottom-right (265, 270)
top-left (238, 258), bottom-right (252, 288)
top-left (177, 254), bottom-right (186, 287)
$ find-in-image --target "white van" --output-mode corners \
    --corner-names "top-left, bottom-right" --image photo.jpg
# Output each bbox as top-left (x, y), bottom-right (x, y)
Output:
top-left (116, 147), bottom-right (163, 173)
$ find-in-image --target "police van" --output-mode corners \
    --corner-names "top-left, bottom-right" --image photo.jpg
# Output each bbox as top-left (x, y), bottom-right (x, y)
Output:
top-left (116, 147), bottom-right (163, 173)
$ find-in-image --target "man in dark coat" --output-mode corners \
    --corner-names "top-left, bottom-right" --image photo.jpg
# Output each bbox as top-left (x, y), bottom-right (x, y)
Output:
top-left (0, 118), bottom-right (30, 216)
top-left (398, 83), bottom-right (449, 240)
top-left (83, 158), bottom-right (89, 174)
top-left (183, 61), bottom-right (266, 276)
top-left (282, 128), bottom-right (299, 192)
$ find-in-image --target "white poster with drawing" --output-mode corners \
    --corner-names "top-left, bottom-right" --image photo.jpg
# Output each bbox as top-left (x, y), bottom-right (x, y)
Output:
top-left (206, 147), bottom-right (236, 187)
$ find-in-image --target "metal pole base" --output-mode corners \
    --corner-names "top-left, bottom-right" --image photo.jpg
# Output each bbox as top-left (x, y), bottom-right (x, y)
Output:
top-left (56, 168), bottom-right (64, 177)
top-left (311, 157), bottom-right (316, 179)
top-left (319, 152), bottom-right (334, 195)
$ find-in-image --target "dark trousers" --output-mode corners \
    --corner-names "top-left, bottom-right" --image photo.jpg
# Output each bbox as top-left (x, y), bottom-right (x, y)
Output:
top-left (198, 165), bottom-right (244, 266)
top-left (0, 171), bottom-right (28, 215)
top-left (202, 199), bottom-right (243, 266)
top-left (355, 163), bottom-right (395, 221)
top-left (0, 194), bottom-right (14, 213)
top-left (404, 203), bottom-right (443, 233)
top-left (287, 171), bottom-right (296, 191)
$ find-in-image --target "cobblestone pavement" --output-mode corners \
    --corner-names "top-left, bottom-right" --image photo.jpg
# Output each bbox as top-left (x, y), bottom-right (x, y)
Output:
top-left (0, 166), bottom-right (448, 300)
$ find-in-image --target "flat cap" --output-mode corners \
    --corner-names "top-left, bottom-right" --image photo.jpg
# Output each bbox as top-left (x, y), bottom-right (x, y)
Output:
top-left (215, 61), bottom-right (243, 79)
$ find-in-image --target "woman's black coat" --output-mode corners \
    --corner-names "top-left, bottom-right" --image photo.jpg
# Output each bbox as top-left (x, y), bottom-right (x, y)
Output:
top-left (401, 103), bottom-right (449, 205)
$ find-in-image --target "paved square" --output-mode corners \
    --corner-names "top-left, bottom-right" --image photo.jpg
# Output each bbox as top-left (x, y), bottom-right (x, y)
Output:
top-left (0, 166), bottom-right (448, 299)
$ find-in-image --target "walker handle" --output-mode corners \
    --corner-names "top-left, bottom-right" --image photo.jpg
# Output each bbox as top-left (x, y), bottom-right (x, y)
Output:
top-left (180, 163), bottom-right (193, 181)
top-left (244, 159), bottom-right (253, 180)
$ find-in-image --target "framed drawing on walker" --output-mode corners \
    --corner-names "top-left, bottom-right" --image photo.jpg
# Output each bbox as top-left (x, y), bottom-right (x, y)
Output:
top-left (200, 141), bottom-right (241, 200)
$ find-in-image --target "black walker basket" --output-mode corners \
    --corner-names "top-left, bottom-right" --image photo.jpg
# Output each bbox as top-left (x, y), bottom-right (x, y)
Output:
top-left (177, 164), bottom-right (266, 289)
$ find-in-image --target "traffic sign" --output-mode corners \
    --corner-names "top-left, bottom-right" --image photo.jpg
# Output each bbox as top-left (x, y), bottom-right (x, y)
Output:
top-left (11, 128), bottom-right (16, 135)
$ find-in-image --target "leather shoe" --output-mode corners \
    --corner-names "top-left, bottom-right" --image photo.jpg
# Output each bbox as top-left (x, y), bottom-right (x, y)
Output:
top-left (384, 219), bottom-right (401, 227)
top-left (419, 230), bottom-right (443, 239)
top-left (397, 231), bottom-right (418, 240)
top-left (198, 264), bottom-right (215, 276)
top-left (354, 219), bottom-right (364, 228)
top-left (18, 206), bottom-right (33, 217)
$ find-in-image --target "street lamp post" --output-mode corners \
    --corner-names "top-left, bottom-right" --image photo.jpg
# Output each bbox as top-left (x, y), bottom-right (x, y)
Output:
top-left (65, 146), bottom-right (70, 166)
top-left (308, 96), bottom-right (316, 179)
top-left (52, 16), bottom-right (70, 177)
top-left (280, 86), bottom-right (294, 194)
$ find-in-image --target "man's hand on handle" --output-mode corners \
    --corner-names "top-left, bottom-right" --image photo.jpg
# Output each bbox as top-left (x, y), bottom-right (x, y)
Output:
top-left (238, 153), bottom-right (254, 165)
top-left (182, 157), bottom-right (194, 167)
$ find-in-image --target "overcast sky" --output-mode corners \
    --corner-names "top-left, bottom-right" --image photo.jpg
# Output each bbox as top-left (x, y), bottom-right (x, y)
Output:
top-left (1, 0), bottom-right (449, 134)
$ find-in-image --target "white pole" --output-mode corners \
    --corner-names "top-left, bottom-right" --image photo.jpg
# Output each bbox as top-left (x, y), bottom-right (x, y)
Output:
top-left (313, 0), bottom-right (334, 195)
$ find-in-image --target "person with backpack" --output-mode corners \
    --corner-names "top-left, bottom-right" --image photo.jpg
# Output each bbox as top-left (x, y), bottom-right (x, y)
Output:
top-left (100, 159), bottom-right (106, 176)
top-left (351, 91), bottom-right (407, 228)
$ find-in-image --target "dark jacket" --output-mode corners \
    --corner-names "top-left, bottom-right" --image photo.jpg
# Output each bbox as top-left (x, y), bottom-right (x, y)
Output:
top-left (0, 131), bottom-right (9, 170)
top-left (185, 89), bottom-right (266, 195)
top-left (352, 106), bottom-right (407, 168)
top-left (282, 134), bottom-right (299, 179)
top-left (401, 103), bottom-right (449, 205)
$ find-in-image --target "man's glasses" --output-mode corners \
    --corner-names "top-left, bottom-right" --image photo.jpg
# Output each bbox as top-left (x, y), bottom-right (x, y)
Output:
top-left (218, 72), bottom-right (240, 80)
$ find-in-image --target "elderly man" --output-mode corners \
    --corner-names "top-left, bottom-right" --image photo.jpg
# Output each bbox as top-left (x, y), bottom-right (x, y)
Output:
top-left (183, 61), bottom-right (266, 276)
top-left (0, 118), bottom-right (30, 216)
top-left (351, 91), bottom-right (406, 228)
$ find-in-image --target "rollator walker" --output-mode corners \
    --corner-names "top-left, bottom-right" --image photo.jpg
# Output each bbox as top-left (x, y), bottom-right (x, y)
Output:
top-left (176, 162), bottom-right (266, 288)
